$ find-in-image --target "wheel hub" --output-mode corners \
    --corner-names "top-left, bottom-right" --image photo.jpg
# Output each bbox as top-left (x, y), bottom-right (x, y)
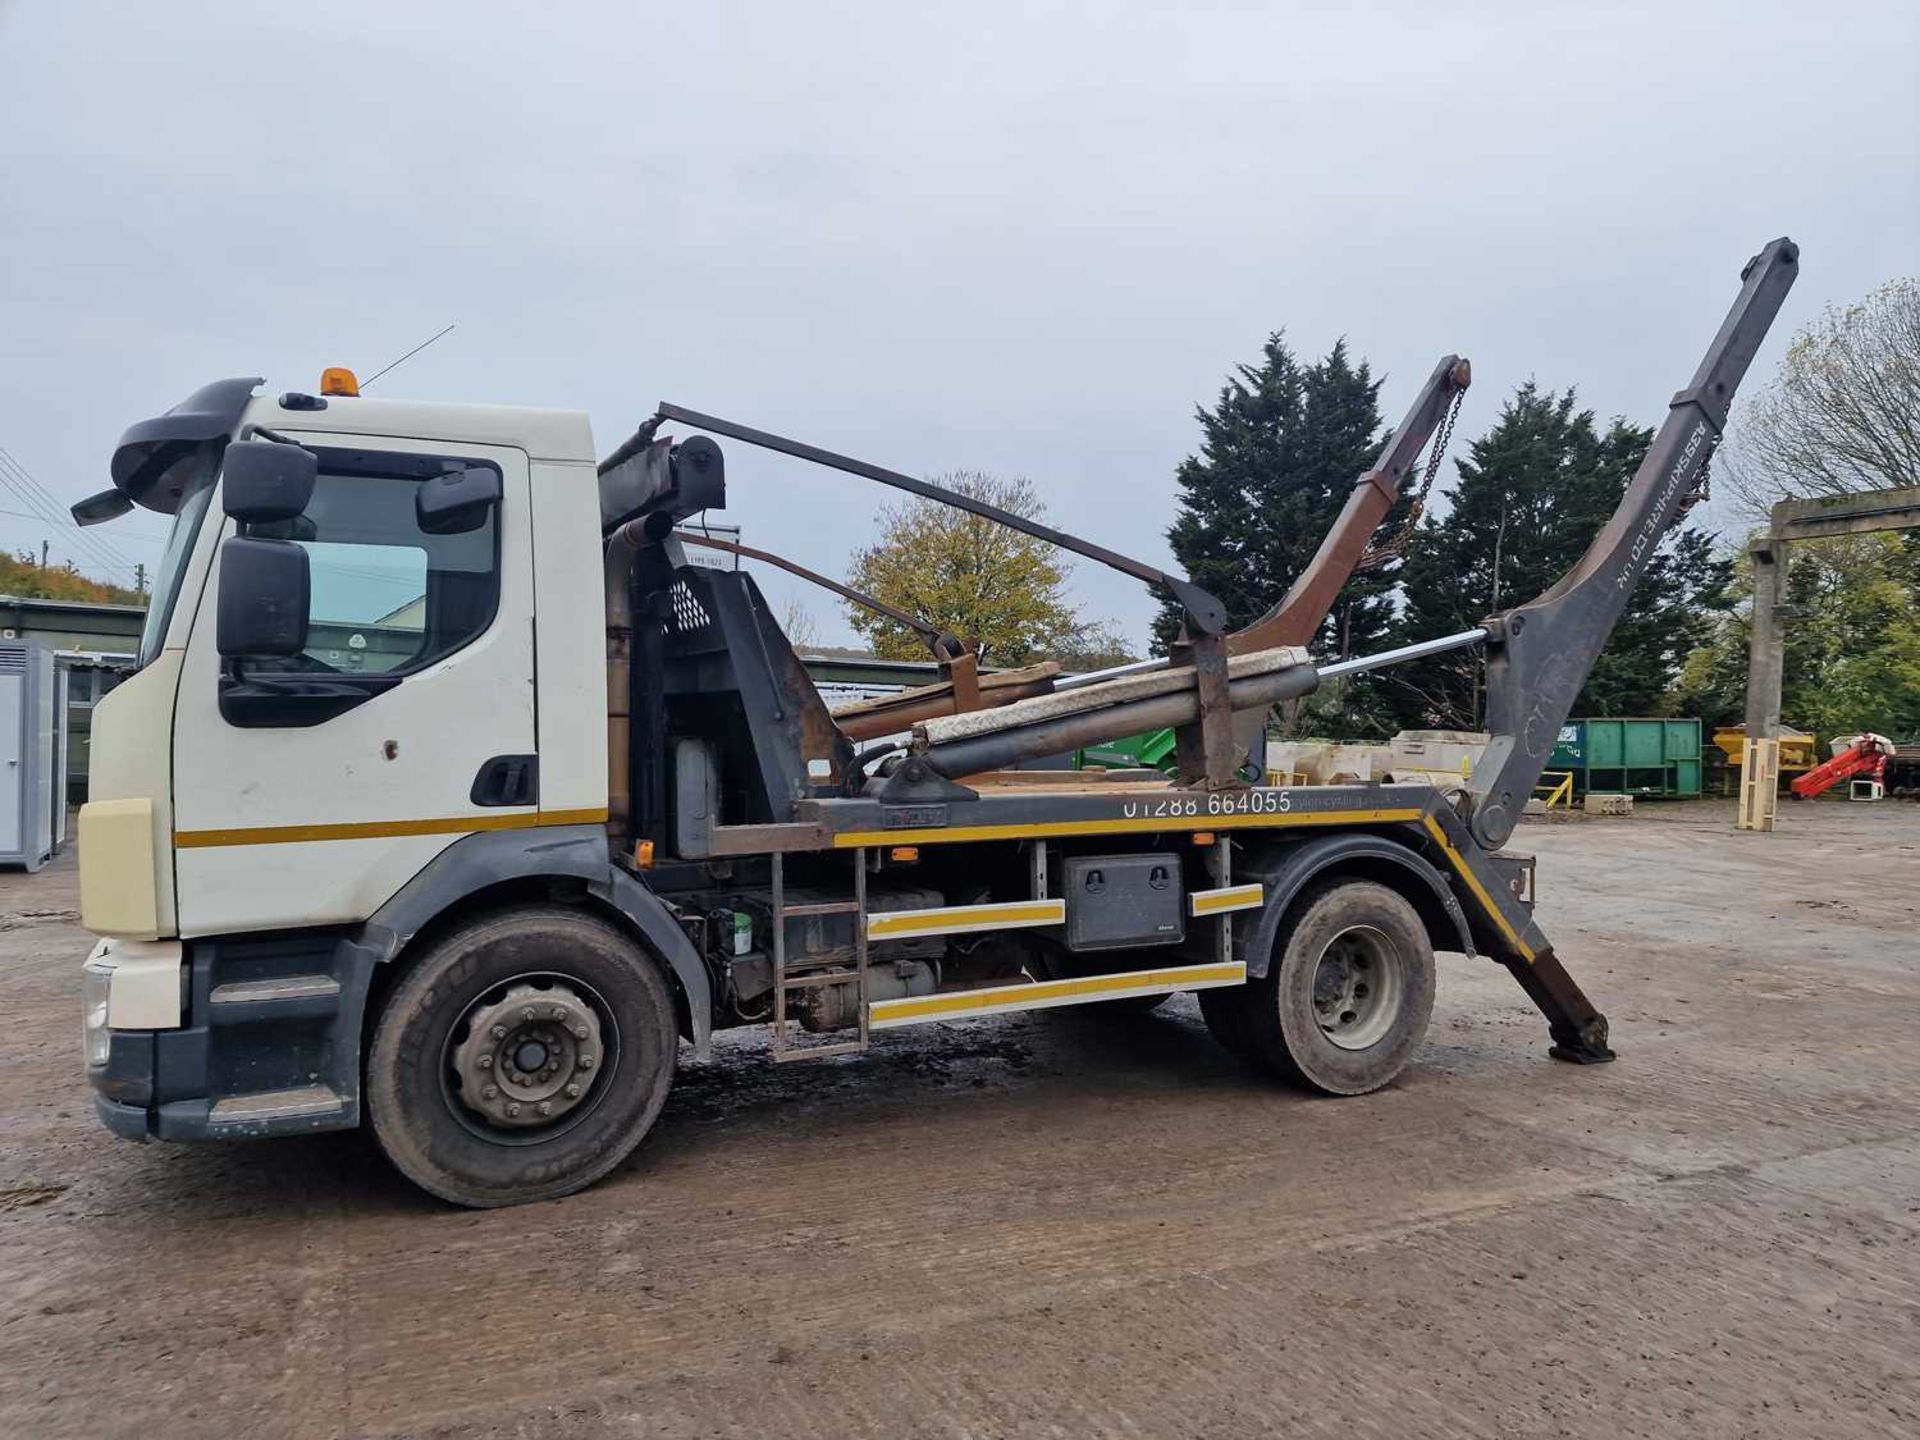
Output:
top-left (1310, 925), bottom-right (1402, 1051)
top-left (451, 982), bottom-right (604, 1129)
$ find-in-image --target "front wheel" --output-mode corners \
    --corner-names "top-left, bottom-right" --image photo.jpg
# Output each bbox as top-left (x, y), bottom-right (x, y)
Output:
top-left (366, 905), bottom-right (679, 1208)
top-left (1200, 879), bottom-right (1434, 1094)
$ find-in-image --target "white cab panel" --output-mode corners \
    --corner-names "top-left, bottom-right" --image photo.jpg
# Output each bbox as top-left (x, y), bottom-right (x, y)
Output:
top-left (171, 435), bottom-right (537, 936)
top-left (529, 458), bottom-right (607, 815)
top-left (84, 653), bottom-right (187, 937)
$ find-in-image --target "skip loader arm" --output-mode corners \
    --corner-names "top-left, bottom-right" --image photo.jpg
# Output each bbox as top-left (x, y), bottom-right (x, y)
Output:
top-left (1165, 352), bottom-right (1470, 784)
top-left (1230, 353), bottom-right (1472, 653)
top-left (1424, 238), bottom-right (1799, 1066)
top-left (1467, 238), bottom-right (1800, 852)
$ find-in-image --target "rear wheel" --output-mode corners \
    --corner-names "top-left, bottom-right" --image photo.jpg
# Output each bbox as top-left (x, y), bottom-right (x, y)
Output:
top-left (1198, 983), bottom-right (1257, 1063)
top-left (367, 905), bottom-right (678, 1207)
top-left (1205, 879), bottom-right (1434, 1094)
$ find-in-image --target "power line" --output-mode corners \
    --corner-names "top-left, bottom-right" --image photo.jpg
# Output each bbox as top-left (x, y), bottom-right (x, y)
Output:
top-left (0, 503), bottom-right (159, 547)
top-left (0, 472), bottom-right (128, 577)
top-left (7, 448), bottom-right (139, 570)
top-left (0, 452), bottom-right (126, 568)
top-left (0, 529), bottom-right (140, 572)
top-left (0, 444), bottom-right (138, 568)
top-left (0, 497), bottom-right (139, 581)
top-left (0, 486), bottom-right (131, 579)
top-left (0, 445), bottom-right (140, 577)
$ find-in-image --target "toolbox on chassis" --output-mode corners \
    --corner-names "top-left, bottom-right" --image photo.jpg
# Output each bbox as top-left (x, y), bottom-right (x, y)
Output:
top-left (73, 241), bottom-right (1797, 1207)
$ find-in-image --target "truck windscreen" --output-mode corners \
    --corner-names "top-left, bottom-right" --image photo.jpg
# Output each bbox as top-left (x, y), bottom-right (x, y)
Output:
top-left (136, 475), bottom-right (217, 668)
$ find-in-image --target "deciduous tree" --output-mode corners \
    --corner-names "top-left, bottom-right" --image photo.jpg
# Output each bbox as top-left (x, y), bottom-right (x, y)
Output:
top-left (845, 472), bottom-right (1089, 666)
top-left (0, 552), bottom-right (143, 605)
top-left (778, 595), bottom-right (821, 651)
top-left (1722, 278), bottom-right (1920, 510)
top-left (1673, 533), bottom-right (1920, 743)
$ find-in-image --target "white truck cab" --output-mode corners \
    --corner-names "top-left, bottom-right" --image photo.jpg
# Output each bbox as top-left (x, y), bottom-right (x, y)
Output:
top-left (79, 377), bottom-right (674, 1179)
top-left (86, 381), bottom-right (607, 936)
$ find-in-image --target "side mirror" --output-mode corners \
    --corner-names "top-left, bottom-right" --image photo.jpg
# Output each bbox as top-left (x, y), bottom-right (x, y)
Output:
top-left (216, 536), bottom-right (310, 657)
top-left (222, 440), bottom-right (317, 524)
top-left (417, 465), bottom-right (501, 535)
top-left (71, 488), bottom-right (134, 527)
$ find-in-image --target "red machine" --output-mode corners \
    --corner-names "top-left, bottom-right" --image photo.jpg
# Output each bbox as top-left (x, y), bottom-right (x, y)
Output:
top-left (1790, 733), bottom-right (1893, 800)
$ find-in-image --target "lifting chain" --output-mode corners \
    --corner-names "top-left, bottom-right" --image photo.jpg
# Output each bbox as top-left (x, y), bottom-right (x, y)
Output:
top-left (1355, 385), bottom-right (1466, 572)
top-left (1678, 430), bottom-right (1721, 516)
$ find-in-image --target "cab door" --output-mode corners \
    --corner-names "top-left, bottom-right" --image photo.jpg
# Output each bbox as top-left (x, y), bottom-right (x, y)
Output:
top-left (171, 436), bottom-right (536, 936)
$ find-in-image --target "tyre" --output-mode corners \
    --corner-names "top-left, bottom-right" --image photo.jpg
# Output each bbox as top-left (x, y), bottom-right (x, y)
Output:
top-left (1198, 982), bottom-right (1257, 1063)
top-left (367, 905), bottom-right (679, 1208)
top-left (1207, 879), bottom-right (1434, 1095)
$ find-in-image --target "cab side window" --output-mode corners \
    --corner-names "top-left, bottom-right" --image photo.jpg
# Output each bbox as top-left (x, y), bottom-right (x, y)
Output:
top-left (256, 452), bottom-right (500, 677)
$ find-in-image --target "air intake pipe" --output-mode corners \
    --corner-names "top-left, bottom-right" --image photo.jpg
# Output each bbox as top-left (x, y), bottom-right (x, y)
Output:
top-left (600, 430), bottom-right (728, 846)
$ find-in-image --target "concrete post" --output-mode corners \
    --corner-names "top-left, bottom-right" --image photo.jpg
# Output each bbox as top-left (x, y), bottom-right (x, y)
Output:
top-left (1733, 488), bottom-right (1920, 833)
top-left (1742, 534), bottom-right (1789, 739)
top-left (1737, 534), bottom-right (1789, 832)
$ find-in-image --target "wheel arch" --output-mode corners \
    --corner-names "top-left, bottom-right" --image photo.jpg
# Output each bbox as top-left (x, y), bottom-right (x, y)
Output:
top-left (1232, 830), bottom-right (1472, 978)
top-left (358, 826), bottom-right (713, 1059)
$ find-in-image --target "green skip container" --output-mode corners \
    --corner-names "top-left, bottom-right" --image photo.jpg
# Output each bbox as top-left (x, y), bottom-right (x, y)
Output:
top-left (1548, 718), bottom-right (1702, 798)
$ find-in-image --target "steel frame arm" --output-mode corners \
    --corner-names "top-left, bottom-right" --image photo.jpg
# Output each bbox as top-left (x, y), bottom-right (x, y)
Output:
top-left (651, 402), bottom-right (1230, 635)
top-left (1466, 238), bottom-right (1800, 848)
top-left (1231, 354), bottom-right (1472, 653)
top-left (675, 531), bottom-right (966, 662)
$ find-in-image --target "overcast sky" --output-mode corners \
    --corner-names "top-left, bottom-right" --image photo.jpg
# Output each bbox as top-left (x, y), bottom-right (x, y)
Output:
top-left (2, 1), bottom-right (1915, 648)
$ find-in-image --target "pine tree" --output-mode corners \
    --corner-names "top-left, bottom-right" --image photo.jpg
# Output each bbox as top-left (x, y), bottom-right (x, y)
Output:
top-left (1155, 337), bottom-right (1387, 657)
top-left (1583, 525), bottom-right (1730, 716)
top-left (1383, 386), bottom-right (1730, 730)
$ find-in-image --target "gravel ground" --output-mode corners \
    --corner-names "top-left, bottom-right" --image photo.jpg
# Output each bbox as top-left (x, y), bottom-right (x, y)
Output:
top-left (1, 799), bottom-right (1916, 1438)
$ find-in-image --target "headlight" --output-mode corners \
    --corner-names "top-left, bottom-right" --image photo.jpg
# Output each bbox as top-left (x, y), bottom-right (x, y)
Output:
top-left (83, 961), bottom-right (113, 1067)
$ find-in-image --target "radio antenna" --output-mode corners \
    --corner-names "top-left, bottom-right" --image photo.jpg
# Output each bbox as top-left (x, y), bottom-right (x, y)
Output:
top-left (360, 322), bottom-right (457, 390)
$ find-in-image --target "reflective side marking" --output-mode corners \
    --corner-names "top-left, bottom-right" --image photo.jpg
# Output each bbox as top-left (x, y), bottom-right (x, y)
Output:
top-left (1421, 815), bottom-right (1535, 963)
top-left (866, 898), bottom-right (1066, 941)
top-left (1190, 883), bottom-right (1264, 917)
top-left (832, 808), bottom-right (1426, 849)
top-left (173, 807), bottom-right (609, 849)
top-left (870, 961), bottom-right (1246, 1029)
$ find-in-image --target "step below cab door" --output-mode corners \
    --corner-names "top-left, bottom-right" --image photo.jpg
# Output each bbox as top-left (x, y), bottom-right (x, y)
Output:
top-left (171, 436), bottom-right (536, 936)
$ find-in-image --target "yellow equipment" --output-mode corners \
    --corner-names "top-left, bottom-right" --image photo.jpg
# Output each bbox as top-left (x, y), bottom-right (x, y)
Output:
top-left (1715, 724), bottom-right (1815, 776)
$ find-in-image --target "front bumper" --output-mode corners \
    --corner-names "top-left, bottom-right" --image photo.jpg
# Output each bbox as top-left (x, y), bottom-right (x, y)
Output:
top-left (84, 929), bottom-right (377, 1143)
top-left (86, 1021), bottom-right (228, 1142)
top-left (88, 1020), bottom-right (160, 1137)
top-left (95, 1093), bottom-right (153, 1141)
